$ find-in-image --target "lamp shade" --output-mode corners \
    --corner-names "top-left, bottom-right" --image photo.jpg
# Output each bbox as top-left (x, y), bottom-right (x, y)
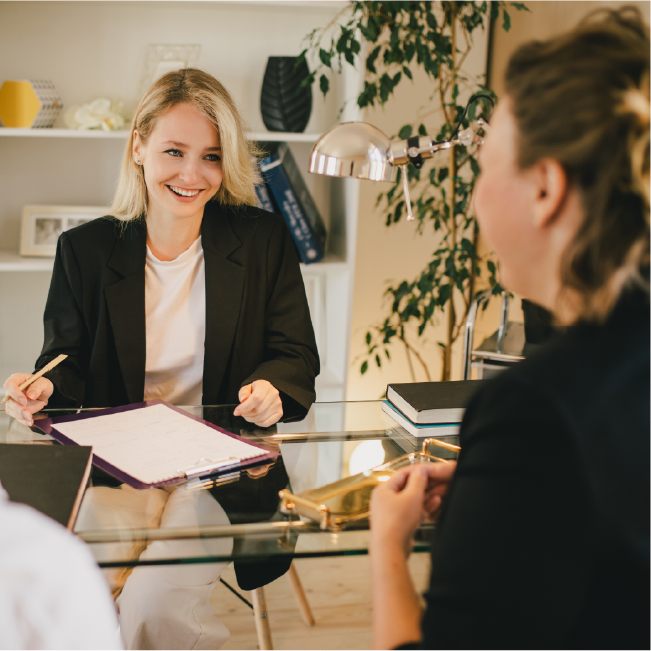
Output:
top-left (308, 122), bottom-right (397, 182)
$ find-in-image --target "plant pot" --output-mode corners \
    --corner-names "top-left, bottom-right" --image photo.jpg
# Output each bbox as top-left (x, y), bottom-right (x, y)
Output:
top-left (260, 56), bottom-right (312, 133)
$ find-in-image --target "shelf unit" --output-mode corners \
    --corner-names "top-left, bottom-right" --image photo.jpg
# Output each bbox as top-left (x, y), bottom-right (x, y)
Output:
top-left (0, 0), bottom-right (362, 402)
top-left (0, 128), bottom-right (323, 142)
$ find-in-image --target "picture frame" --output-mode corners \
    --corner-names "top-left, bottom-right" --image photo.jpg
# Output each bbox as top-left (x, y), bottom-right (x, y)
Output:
top-left (20, 205), bottom-right (109, 257)
top-left (138, 44), bottom-right (201, 98)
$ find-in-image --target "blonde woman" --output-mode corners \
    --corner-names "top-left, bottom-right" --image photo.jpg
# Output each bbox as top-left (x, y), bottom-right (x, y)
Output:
top-left (3, 69), bottom-right (319, 648)
top-left (370, 8), bottom-right (649, 650)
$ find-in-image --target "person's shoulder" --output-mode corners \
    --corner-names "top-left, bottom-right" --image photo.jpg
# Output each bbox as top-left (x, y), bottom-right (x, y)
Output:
top-left (61, 216), bottom-right (145, 262)
top-left (219, 202), bottom-right (283, 224)
top-left (462, 296), bottom-right (650, 446)
top-left (0, 496), bottom-right (122, 648)
top-left (210, 202), bottom-right (287, 239)
top-left (62, 215), bottom-right (138, 246)
top-left (0, 496), bottom-right (104, 600)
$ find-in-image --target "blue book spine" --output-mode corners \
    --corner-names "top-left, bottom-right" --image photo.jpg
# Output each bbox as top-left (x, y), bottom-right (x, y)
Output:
top-left (259, 146), bottom-right (326, 264)
top-left (254, 181), bottom-right (276, 213)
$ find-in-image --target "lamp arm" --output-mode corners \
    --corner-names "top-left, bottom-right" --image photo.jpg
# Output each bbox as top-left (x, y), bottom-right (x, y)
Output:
top-left (389, 93), bottom-right (495, 167)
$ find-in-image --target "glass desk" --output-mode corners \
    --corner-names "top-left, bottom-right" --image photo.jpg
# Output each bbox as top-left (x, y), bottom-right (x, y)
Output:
top-left (0, 402), bottom-right (459, 577)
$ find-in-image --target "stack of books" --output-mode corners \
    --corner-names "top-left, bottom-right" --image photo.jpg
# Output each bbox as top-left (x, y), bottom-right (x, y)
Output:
top-left (382, 380), bottom-right (483, 437)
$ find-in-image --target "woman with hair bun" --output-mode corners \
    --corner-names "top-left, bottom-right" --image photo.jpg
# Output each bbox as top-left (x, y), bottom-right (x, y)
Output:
top-left (370, 8), bottom-right (649, 650)
top-left (3, 69), bottom-right (319, 648)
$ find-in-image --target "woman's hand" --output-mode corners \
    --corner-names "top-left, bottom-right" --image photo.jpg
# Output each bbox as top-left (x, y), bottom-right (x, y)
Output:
top-left (3, 373), bottom-right (54, 427)
top-left (233, 380), bottom-right (283, 428)
top-left (370, 461), bottom-right (457, 558)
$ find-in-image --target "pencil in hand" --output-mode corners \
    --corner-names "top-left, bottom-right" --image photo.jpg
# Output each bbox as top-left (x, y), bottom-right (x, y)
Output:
top-left (1, 354), bottom-right (68, 404)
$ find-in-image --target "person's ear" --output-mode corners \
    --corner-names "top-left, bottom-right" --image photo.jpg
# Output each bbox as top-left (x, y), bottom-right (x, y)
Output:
top-left (132, 130), bottom-right (143, 165)
top-left (531, 158), bottom-right (568, 228)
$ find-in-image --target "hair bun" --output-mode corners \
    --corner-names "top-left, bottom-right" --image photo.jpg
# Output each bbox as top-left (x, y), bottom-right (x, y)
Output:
top-left (620, 88), bottom-right (650, 125)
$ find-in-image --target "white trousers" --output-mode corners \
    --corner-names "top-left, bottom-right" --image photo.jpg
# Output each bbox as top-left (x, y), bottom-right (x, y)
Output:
top-left (75, 484), bottom-right (233, 650)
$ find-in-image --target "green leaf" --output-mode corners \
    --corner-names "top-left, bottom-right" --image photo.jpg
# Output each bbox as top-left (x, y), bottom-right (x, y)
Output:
top-left (366, 44), bottom-right (382, 74)
top-left (487, 260), bottom-right (496, 274)
top-left (319, 48), bottom-right (332, 68)
top-left (385, 349), bottom-right (391, 360)
top-left (404, 40), bottom-right (416, 63)
top-left (502, 9), bottom-right (511, 31)
top-left (336, 29), bottom-right (349, 54)
top-left (361, 360), bottom-right (368, 375)
top-left (402, 66), bottom-right (413, 80)
top-left (319, 74), bottom-right (329, 96)
top-left (357, 81), bottom-right (377, 108)
top-left (375, 353), bottom-right (382, 368)
top-left (365, 331), bottom-right (371, 346)
top-left (398, 124), bottom-right (412, 139)
top-left (418, 123), bottom-right (427, 137)
top-left (510, 2), bottom-right (530, 11)
top-left (426, 12), bottom-right (438, 30)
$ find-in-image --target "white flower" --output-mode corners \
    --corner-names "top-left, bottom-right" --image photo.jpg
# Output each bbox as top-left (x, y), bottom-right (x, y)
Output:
top-left (64, 98), bottom-right (126, 131)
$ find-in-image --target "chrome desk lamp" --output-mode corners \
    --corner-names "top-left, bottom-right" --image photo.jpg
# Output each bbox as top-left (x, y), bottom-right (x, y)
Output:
top-left (308, 93), bottom-right (494, 220)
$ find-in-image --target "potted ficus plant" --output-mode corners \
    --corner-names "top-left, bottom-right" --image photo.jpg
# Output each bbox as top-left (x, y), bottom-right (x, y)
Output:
top-left (299, 1), bottom-right (528, 381)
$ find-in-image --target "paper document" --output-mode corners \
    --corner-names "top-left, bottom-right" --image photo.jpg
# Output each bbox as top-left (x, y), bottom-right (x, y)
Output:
top-left (53, 403), bottom-right (267, 485)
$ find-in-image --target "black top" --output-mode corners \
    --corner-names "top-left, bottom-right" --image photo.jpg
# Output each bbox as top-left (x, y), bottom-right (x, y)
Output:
top-left (418, 291), bottom-right (650, 650)
top-left (35, 202), bottom-right (319, 418)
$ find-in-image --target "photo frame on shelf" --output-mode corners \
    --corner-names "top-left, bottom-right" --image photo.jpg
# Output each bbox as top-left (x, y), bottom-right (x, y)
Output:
top-left (139, 44), bottom-right (201, 98)
top-left (20, 205), bottom-right (108, 257)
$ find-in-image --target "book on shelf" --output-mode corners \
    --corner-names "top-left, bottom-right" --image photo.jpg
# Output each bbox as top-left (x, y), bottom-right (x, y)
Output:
top-left (254, 178), bottom-right (276, 213)
top-left (0, 443), bottom-right (92, 530)
top-left (381, 400), bottom-right (461, 438)
top-left (386, 380), bottom-right (483, 425)
top-left (258, 141), bottom-right (326, 264)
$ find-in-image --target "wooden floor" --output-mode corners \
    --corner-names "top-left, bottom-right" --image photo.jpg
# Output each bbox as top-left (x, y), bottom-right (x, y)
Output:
top-left (211, 553), bottom-right (431, 650)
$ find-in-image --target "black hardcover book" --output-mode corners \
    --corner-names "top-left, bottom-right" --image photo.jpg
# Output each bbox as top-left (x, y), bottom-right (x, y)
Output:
top-left (387, 380), bottom-right (484, 424)
top-left (0, 444), bottom-right (92, 530)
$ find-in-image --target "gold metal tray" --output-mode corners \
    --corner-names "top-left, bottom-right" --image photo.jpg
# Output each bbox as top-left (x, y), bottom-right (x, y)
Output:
top-left (279, 438), bottom-right (460, 530)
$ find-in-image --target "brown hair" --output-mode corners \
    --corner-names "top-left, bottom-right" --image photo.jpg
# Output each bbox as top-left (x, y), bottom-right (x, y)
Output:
top-left (112, 68), bottom-right (260, 221)
top-left (505, 6), bottom-right (649, 321)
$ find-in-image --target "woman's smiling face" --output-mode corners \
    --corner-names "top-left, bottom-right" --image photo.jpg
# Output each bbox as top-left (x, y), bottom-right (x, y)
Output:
top-left (134, 102), bottom-right (223, 224)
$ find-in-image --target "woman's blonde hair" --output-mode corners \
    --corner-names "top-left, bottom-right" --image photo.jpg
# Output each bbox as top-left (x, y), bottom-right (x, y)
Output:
top-left (505, 7), bottom-right (650, 321)
top-left (112, 68), bottom-right (260, 221)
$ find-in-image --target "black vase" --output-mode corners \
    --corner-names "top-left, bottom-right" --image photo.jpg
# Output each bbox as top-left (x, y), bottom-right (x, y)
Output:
top-left (260, 56), bottom-right (312, 133)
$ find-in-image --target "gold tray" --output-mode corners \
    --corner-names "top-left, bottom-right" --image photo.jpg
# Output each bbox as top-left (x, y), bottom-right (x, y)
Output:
top-left (279, 438), bottom-right (460, 530)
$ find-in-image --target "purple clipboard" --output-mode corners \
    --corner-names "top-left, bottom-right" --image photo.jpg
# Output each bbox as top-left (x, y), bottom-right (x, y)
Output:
top-left (34, 399), bottom-right (280, 490)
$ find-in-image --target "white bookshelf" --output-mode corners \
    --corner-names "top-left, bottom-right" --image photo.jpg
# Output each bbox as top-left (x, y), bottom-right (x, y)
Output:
top-left (0, 250), bottom-right (346, 274)
top-left (0, 252), bottom-right (54, 272)
top-left (0, 0), bottom-right (362, 402)
top-left (0, 128), bottom-right (323, 143)
top-left (19, 0), bottom-right (349, 6)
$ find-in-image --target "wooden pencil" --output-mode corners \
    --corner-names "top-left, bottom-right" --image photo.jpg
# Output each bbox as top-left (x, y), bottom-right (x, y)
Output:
top-left (1, 354), bottom-right (67, 404)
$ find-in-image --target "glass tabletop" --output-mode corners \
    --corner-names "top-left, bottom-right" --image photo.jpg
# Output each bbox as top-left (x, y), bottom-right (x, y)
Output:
top-left (0, 402), bottom-right (459, 575)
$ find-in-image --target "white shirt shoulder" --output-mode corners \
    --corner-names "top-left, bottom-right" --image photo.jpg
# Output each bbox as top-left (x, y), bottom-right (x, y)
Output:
top-left (0, 485), bottom-right (123, 649)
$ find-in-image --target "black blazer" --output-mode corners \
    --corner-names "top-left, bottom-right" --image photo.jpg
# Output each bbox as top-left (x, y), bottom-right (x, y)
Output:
top-left (416, 291), bottom-right (650, 650)
top-left (35, 202), bottom-right (320, 417)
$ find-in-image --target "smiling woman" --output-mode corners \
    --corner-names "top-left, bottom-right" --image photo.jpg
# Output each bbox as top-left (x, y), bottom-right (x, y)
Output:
top-left (2, 68), bottom-right (319, 650)
top-left (132, 102), bottom-right (224, 261)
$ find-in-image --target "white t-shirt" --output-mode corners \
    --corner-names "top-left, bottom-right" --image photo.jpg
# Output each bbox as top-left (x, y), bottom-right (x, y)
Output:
top-left (0, 483), bottom-right (123, 649)
top-left (143, 237), bottom-right (206, 405)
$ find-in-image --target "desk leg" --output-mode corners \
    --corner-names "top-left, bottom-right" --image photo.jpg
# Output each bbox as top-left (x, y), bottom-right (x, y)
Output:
top-left (252, 587), bottom-right (273, 650)
top-left (288, 562), bottom-right (315, 627)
